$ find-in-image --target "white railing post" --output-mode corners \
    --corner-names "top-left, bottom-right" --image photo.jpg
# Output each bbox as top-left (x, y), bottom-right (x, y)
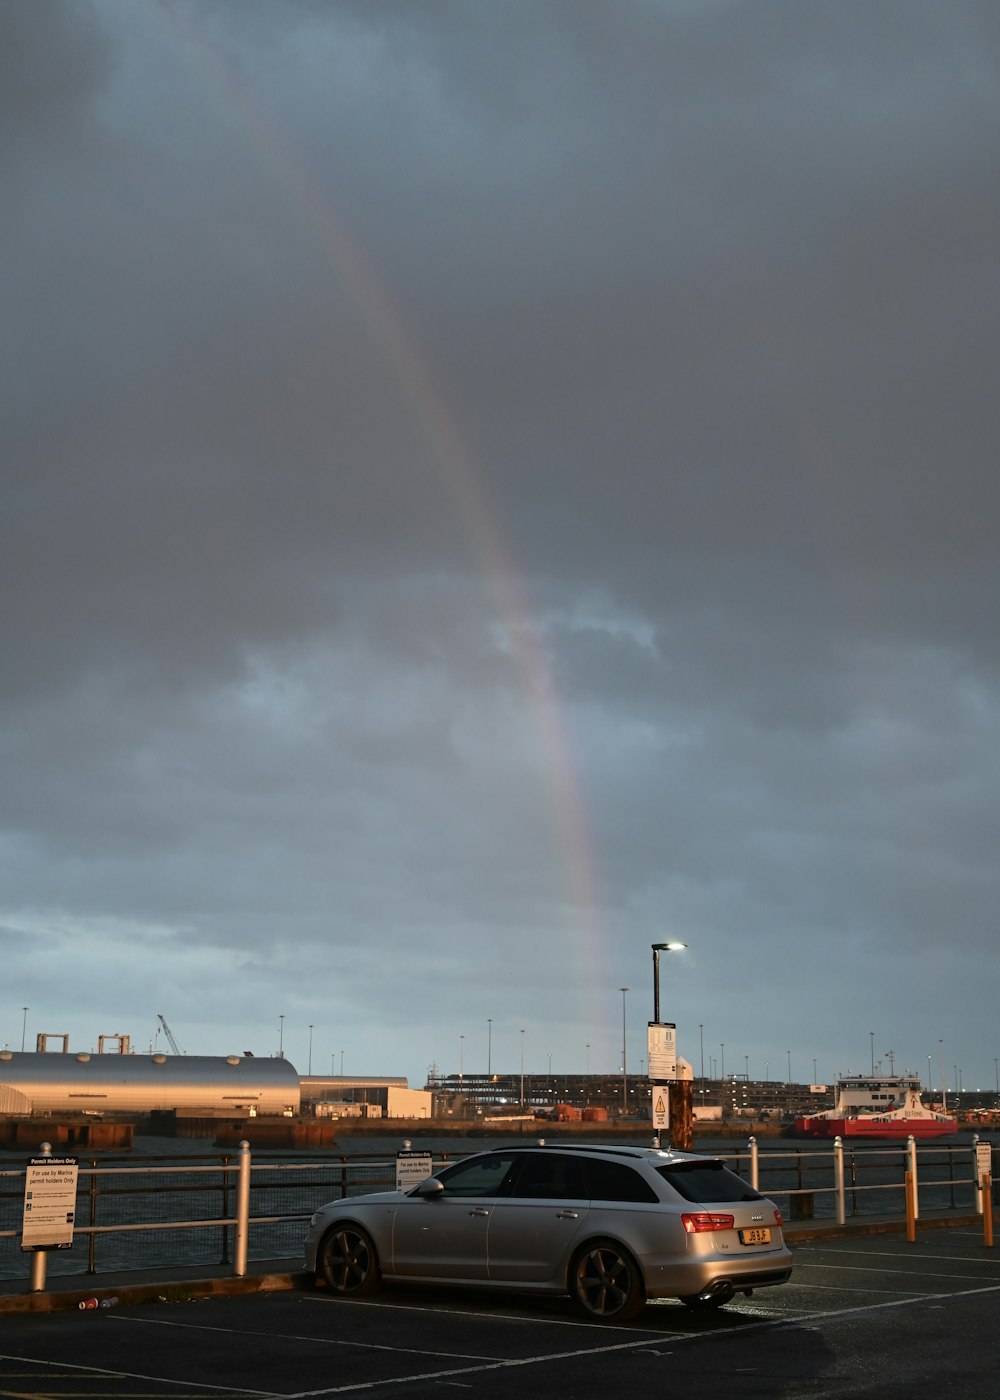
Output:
top-left (27, 1141), bottom-right (52, 1293)
top-left (833, 1136), bottom-right (846, 1225)
top-left (232, 1140), bottom-right (252, 1277)
top-left (907, 1135), bottom-right (918, 1220)
top-left (748, 1136), bottom-right (759, 1191)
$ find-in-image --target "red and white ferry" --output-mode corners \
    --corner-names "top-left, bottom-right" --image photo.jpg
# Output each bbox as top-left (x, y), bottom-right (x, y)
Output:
top-left (794, 1074), bottom-right (958, 1139)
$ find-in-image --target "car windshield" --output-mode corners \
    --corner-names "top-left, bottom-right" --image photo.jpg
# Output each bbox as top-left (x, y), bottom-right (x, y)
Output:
top-left (655, 1160), bottom-right (763, 1203)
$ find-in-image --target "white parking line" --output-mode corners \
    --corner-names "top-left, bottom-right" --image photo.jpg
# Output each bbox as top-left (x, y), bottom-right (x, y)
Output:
top-left (109, 1313), bottom-right (506, 1362)
top-left (269, 1282), bottom-right (1000, 1398)
top-left (795, 1262), bottom-right (1000, 1283)
top-left (0, 1350), bottom-right (268, 1396)
top-left (300, 1291), bottom-right (646, 1331)
top-left (798, 1246), bottom-right (1000, 1266)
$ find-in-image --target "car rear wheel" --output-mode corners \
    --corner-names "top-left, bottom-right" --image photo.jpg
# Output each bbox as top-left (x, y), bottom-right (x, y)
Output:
top-left (319, 1224), bottom-right (379, 1296)
top-left (570, 1239), bottom-right (645, 1324)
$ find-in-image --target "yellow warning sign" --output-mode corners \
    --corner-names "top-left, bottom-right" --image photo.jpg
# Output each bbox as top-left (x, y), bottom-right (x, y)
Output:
top-left (652, 1089), bottom-right (669, 1128)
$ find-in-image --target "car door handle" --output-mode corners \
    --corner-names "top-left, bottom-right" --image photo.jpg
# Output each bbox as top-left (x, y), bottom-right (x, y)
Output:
top-left (556, 1210), bottom-right (580, 1220)
top-left (469, 1208), bottom-right (490, 1217)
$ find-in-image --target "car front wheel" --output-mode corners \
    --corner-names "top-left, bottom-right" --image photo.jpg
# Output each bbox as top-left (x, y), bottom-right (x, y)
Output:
top-left (570, 1239), bottom-right (645, 1324)
top-left (319, 1224), bottom-right (379, 1296)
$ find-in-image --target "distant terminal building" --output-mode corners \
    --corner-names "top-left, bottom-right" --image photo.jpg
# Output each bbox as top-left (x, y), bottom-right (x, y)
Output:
top-left (300, 1076), bottom-right (432, 1119)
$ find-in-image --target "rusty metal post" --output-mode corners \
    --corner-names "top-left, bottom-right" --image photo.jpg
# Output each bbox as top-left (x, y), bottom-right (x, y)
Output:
top-left (982, 1175), bottom-right (994, 1247)
top-left (905, 1170), bottom-right (917, 1242)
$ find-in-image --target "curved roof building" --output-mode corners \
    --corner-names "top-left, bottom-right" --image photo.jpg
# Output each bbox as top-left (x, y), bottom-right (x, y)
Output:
top-left (0, 1051), bottom-right (301, 1118)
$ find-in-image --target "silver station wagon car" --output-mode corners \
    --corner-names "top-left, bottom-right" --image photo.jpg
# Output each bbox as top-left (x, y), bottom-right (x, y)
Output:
top-left (304, 1142), bottom-right (792, 1323)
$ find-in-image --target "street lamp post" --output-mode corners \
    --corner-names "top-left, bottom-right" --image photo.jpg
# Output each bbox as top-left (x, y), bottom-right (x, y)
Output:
top-left (650, 942), bottom-right (686, 1147)
top-left (460, 1034), bottom-right (464, 1081)
top-left (519, 1029), bottom-right (525, 1108)
top-left (308, 1024), bottom-right (314, 1075)
top-left (487, 1019), bottom-right (492, 1078)
top-left (620, 987), bottom-right (629, 1112)
top-left (651, 942), bottom-right (686, 1024)
top-left (278, 1014), bottom-right (284, 1058)
top-left (21, 1007), bottom-right (28, 1053)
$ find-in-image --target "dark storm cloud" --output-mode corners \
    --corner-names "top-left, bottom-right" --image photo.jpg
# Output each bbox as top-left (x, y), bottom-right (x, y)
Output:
top-left (2, 0), bottom-right (999, 1085)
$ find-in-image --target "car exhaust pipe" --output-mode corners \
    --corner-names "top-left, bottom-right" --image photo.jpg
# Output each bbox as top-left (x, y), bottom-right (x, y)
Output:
top-left (699, 1280), bottom-right (735, 1305)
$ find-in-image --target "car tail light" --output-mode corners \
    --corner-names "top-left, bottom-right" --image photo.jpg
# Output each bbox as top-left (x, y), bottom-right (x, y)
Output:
top-left (681, 1212), bottom-right (735, 1233)
top-left (773, 1208), bottom-right (783, 1226)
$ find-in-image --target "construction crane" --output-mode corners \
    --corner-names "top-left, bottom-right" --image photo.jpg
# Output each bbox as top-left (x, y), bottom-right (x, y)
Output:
top-left (156, 1013), bottom-right (185, 1055)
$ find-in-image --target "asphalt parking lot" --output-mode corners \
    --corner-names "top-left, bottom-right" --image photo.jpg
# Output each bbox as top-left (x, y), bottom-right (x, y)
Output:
top-left (1, 1228), bottom-right (998, 1399)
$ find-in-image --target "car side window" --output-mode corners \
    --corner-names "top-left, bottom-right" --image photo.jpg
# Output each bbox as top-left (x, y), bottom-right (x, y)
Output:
top-left (436, 1154), bottom-right (518, 1197)
top-left (510, 1153), bottom-right (586, 1199)
top-left (585, 1159), bottom-right (659, 1203)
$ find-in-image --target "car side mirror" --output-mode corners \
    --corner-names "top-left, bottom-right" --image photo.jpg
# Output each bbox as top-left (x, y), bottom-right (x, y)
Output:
top-left (414, 1177), bottom-right (444, 1197)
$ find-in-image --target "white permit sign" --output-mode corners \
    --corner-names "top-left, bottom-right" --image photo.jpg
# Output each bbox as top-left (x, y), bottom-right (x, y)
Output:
top-left (21, 1157), bottom-right (79, 1251)
top-left (396, 1150), bottom-right (434, 1190)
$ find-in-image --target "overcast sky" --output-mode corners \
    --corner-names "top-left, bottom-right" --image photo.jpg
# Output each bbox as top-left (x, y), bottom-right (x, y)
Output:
top-left (3, 0), bottom-right (999, 1097)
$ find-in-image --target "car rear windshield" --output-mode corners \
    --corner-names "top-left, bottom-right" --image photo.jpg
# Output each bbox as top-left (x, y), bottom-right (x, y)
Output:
top-left (655, 1160), bottom-right (763, 1203)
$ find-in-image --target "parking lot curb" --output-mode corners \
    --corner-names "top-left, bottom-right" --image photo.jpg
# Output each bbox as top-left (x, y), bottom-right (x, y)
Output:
top-left (0, 1270), bottom-right (313, 1315)
top-left (785, 1213), bottom-right (980, 1243)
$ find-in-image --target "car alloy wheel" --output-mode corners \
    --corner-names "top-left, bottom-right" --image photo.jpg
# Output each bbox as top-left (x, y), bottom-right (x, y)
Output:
top-left (570, 1239), bottom-right (645, 1323)
top-left (320, 1225), bottom-right (379, 1296)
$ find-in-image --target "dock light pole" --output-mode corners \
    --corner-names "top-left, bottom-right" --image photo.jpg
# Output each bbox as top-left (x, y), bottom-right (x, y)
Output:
top-left (21, 1007), bottom-right (28, 1053)
top-left (520, 1029), bottom-right (525, 1107)
top-left (650, 942), bottom-right (686, 1146)
top-left (620, 988), bottom-right (629, 1111)
top-left (278, 1014), bottom-right (284, 1058)
top-left (487, 1019), bottom-right (492, 1078)
top-left (308, 1024), bottom-right (313, 1075)
top-left (459, 1034), bottom-right (464, 1081)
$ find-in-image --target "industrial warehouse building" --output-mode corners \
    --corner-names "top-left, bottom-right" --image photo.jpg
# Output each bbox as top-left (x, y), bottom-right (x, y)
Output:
top-left (0, 1049), bottom-right (301, 1119)
top-left (0, 1050), bottom-right (432, 1121)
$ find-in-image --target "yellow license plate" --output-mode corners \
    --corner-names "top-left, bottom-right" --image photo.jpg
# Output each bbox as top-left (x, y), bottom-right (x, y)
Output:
top-left (739, 1227), bottom-right (771, 1245)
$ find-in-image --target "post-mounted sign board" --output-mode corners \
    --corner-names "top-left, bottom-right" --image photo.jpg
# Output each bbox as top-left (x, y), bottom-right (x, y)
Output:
top-left (396, 1150), bottom-right (434, 1190)
top-left (21, 1156), bottom-right (79, 1252)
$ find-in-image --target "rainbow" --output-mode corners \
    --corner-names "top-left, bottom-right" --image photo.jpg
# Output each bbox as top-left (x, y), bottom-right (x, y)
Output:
top-left (149, 6), bottom-right (614, 1038)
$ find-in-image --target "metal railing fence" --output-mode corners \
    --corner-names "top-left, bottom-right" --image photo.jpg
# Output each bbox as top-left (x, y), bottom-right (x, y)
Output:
top-left (725, 1135), bottom-right (996, 1225)
top-left (1, 1135), bottom-right (995, 1293)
